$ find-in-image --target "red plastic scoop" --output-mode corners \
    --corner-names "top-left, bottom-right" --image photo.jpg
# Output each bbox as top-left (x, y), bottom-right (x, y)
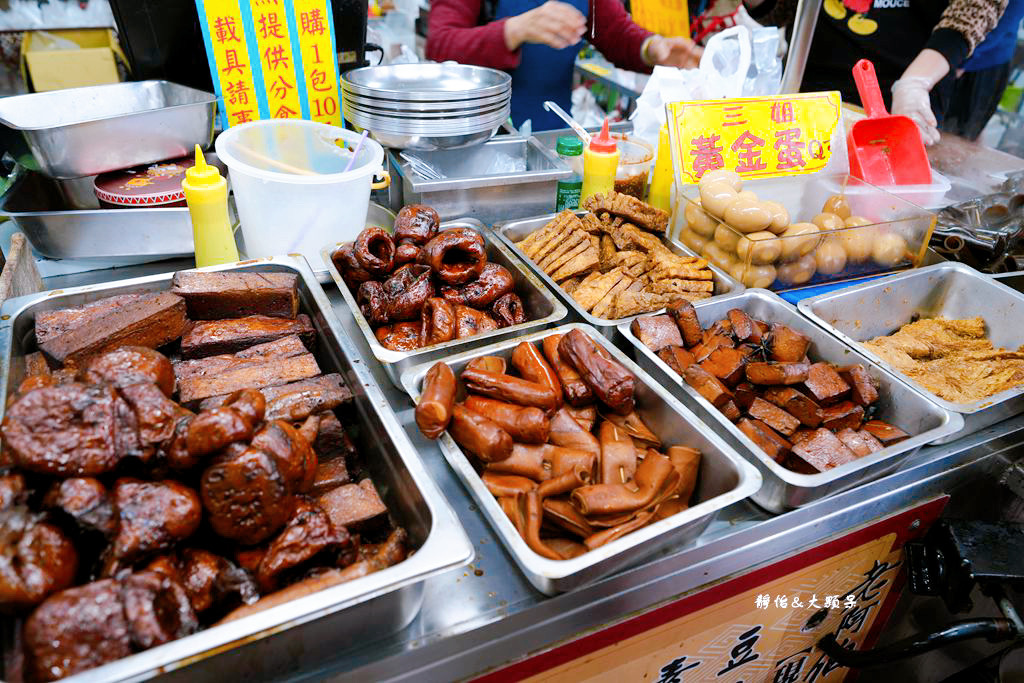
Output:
top-left (846, 59), bottom-right (932, 185)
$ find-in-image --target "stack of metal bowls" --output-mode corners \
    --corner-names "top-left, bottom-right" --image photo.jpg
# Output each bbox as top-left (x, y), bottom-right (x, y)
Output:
top-left (342, 64), bottom-right (511, 151)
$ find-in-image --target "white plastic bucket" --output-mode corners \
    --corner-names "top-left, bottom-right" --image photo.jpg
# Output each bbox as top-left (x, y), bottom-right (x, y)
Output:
top-left (215, 119), bottom-right (390, 264)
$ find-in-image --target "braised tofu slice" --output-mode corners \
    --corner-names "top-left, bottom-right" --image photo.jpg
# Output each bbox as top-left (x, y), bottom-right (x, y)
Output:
top-left (861, 420), bottom-right (910, 446)
top-left (762, 386), bottom-right (822, 428)
top-left (768, 323), bottom-right (811, 363)
top-left (747, 397), bottom-right (800, 436)
top-left (734, 382), bottom-right (759, 411)
top-left (631, 315), bottom-right (684, 353)
top-left (836, 428), bottom-right (884, 457)
top-left (170, 271), bottom-right (299, 320)
top-left (704, 319), bottom-right (733, 342)
top-left (789, 428), bottom-right (858, 472)
top-left (692, 335), bottom-right (735, 363)
top-left (311, 458), bottom-right (351, 495)
top-left (318, 479), bottom-right (388, 532)
top-left (683, 365), bottom-right (733, 408)
top-left (658, 346), bottom-right (696, 376)
top-left (727, 309), bottom-right (760, 343)
top-left (803, 363), bottom-right (851, 405)
top-left (791, 428), bottom-right (816, 446)
top-left (745, 360), bottom-right (810, 385)
top-left (667, 300), bottom-right (703, 347)
top-left (737, 418), bottom-right (792, 462)
top-left (821, 401), bottom-right (865, 432)
top-left (839, 364), bottom-right (879, 406)
top-left (700, 347), bottom-right (748, 387)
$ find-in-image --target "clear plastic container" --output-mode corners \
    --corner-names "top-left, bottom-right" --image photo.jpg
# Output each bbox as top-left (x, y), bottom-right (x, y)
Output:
top-left (215, 119), bottom-right (390, 263)
top-left (610, 133), bottom-right (653, 200)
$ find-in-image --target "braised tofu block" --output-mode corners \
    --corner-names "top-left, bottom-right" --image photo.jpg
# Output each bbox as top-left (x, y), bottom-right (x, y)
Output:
top-left (692, 335), bottom-right (734, 363)
top-left (700, 347), bottom-right (748, 387)
top-left (23, 352), bottom-right (51, 378)
top-left (198, 374), bottom-right (352, 422)
top-left (839, 364), bottom-right (879, 406)
top-left (35, 293), bottom-right (145, 345)
top-left (311, 458), bottom-right (351, 495)
top-left (170, 271), bottom-right (299, 320)
top-left (314, 412), bottom-right (357, 461)
top-left (727, 309), bottom-right (759, 343)
top-left (667, 300), bottom-right (703, 347)
top-left (683, 365), bottom-right (733, 408)
top-left (747, 397), bottom-right (800, 436)
top-left (657, 346), bottom-right (696, 376)
top-left (737, 418), bottom-right (791, 462)
top-left (821, 401), bottom-right (865, 432)
top-left (768, 323), bottom-right (811, 363)
top-left (734, 382), bottom-right (759, 411)
top-left (39, 292), bottom-right (187, 364)
top-left (631, 315), bottom-right (684, 352)
top-left (836, 428), bottom-right (884, 457)
top-left (762, 387), bottom-right (822, 428)
top-left (745, 360), bottom-right (810, 385)
top-left (175, 335), bottom-right (307, 380)
top-left (789, 428), bottom-right (858, 472)
top-left (803, 363), bottom-right (851, 405)
top-left (861, 420), bottom-right (910, 446)
top-left (791, 428), bottom-right (816, 446)
top-left (721, 400), bottom-right (742, 422)
top-left (177, 346), bottom-right (321, 405)
top-left (180, 314), bottom-right (315, 359)
top-left (317, 478), bottom-right (388, 532)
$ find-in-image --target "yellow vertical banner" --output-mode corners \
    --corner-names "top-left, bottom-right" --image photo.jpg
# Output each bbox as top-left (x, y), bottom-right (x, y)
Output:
top-left (250, 0), bottom-right (303, 119)
top-left (631, 0), bottom-right (689, 38)
top-left (198, 0), bottom-right (260, 127)
top-left (293, 0), bottom-right (341, 125)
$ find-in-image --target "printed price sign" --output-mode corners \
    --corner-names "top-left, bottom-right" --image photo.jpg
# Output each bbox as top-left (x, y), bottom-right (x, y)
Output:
top-left (666, 92), bottom-right (843, 185)
top-left (196, 0), bottom-right (342, 128)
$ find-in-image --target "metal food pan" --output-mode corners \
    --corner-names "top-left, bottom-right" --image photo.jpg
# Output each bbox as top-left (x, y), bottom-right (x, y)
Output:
top-left (619, 289), bottom-right (963, 513)
top-left (400, 323), bottom-right (762, 595)
top-left (799, 262), bottom-right (1024, 443)
top-left (0, 80), bottom-right (217, 179)
top-left (492, 213), bottom-right (743, 338)
top-left (322, 218), bottom-right (567, 390)
top-left (0, 255), bottom-right (473, 682)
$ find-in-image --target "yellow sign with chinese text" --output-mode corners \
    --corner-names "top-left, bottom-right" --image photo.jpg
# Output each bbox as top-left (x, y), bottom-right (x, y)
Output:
top-left (294, 0), bottom-right (341, 125)
top-left (250, 0), bottom-right (303, 120)
top-left (631, 0), bottom-right (690, 38)
top-left (667, 92), bottom-right (843, 185)
top-left (198, 0), bottom-right (260, 127)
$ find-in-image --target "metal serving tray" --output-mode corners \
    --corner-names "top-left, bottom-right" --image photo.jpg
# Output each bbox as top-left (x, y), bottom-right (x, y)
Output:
top-left (0, 81), bottom-right (217, 179)
top-left (400, 323), bottom-right (762, 595)
top-left (799, 262), bottom-right (1024, 444)
top-left (492, 213), bottom-right (743, 338)
top-left (0, 256), bottom-right (473, 682)
top-left (619, 289), bottom-right (963, 513)
top-left (322, 218), bottom-right (567, 389)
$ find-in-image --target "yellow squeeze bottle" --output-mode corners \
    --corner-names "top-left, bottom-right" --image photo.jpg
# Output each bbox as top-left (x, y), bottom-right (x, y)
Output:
top-left (581, 119), bottom-right (619, 204)
top-left (648, 125), bottom-right (674, 212)
top-left (182, 145), bottom-right (239, 267)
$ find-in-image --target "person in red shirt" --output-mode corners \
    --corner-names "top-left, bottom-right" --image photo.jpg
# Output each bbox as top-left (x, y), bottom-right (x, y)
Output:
top-left (426, 0), bottom-right (702, 129)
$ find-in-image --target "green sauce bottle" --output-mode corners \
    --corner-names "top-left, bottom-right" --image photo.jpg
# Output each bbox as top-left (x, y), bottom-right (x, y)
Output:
top-left (555, 136), bottom-right (583, 211)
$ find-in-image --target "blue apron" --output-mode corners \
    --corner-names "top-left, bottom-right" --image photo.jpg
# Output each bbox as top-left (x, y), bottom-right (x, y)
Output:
top-left (495, 0), bottom-right (589, 130)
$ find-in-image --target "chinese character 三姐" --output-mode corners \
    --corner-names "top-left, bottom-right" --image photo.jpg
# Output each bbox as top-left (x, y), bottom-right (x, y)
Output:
top-left (804, 639), bottom-right (849, 682)
top-left (756, 594), bottom-right (770, 610)
top-left (690, 134), bottom-right (724, 179)
top-left (310, 68), bottom-right (332, 92)
top-left (231, 109), bottom-right (255, 124)
top-left (731, 131), bottom-right (768, 172)
top-left (656, 656), bottom-right (700, 683)
top-left (221, 49), bottom-right (247, 76)
top-left (717, 625), bottom-right (761, 676)
top-left (263, 45), bottom-right (291, 71)
top-left (774, 595), bottom-right (789, 609)
top-left (849, 560), bottom-right (901, 603)
top-left (273, 104), bottom-right (299, 119)
top-left (773, 648), bottom-right (812, 683)
top-left (225, 79), bottom-right (250, 106)
top-left (792, 595), bottom-right (805, 608)
top-left (844, 595), bottom-right (857, 609)
top-left (214, 16), bottom-right (241, 44)
top-left (809, 594), bottom-right (820, 609)
top-left (301, 8), bottom-right (327, 35)
top-left (771, 101), bottom-right (794, 124)
top-left (722, 104), bottom-right (748, 127)
top-left (824, 595), bottom-right (840, 609)
top-left (269, 74), bottom-right (295, 101)
top-left (775, 128), bottom-right (806, 170)
top-left (258, 11), bottom-right (285, 40)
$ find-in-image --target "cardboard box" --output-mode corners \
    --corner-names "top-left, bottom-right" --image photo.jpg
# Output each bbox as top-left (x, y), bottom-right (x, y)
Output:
top-left (21, 29), bottom-right (126, 92)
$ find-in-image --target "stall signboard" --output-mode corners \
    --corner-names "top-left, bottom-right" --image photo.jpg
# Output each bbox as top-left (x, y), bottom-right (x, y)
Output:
top-left (475, 497), bottom-right (947, 683)
top-left (195, 0), bottom-right (341, 129)
top-left (666, 92), bottom-right (845, 185)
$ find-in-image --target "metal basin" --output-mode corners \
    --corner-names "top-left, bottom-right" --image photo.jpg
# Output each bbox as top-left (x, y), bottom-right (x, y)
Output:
top-left (342, 64), bottom-right (510, 100)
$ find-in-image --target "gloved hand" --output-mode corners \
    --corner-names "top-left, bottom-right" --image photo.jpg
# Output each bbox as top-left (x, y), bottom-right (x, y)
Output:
top-left (891, 76), bottom-right (941, 146)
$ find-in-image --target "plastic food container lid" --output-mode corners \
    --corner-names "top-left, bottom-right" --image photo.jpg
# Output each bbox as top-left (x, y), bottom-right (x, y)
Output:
top-left (93, 156), bottom-right (196, 207)
top-left (556, 136), bottom-right (583, 156)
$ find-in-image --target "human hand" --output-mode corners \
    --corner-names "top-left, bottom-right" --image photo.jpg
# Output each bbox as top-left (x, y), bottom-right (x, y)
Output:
top-left (645, 36), bottom-right (703, 69)
top-left (891, 76), bottom-right (940, 146)
top-left (504, 1), bottom-right (586, 52)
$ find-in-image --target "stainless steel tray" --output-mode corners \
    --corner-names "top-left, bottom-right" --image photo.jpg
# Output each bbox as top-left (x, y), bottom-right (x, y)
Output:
top-left (321, 218), bottom-right (567, 389)
top-left (619, 289), bottom-right (963, 513)
top-left (400, 322), bottom-right (762, 595)
top-left (492, 212), bottom-right (743, 338)
top-left (799, 262), bottom-right (1024, 444)
top-left (0, 256), bottom-right (473, 682)
top-left (0, 80), bottom-right (217, 179)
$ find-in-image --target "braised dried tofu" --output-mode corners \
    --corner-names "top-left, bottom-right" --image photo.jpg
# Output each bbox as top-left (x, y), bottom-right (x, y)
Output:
top-left (692, 335), bottom-right (734, 364)
top-left (198, 374), bottom-right (352, 422)
top-left (317, 479), bottom-right (388, 532)
top-left (657, 346), bottom-right (696, 376)
top-left (789, 429), bottom-right (858, 472)
top-left (631, 315), bottom-right (683, 352)
top-left (180, 314), bottom-right (315, 359)
top-left (668, 300), bottom-right (703, 347)
top-left (311, 458), bottom-right (351, 496)
top-left (700, 347), bottom-right (748, 387)
top-left (35, 293), bottom-right (145, 345)
top-left (170, 271), bottom-right (299, 320)
top-left (721, 400), bottom-right (742, 422)
top-left (313, 412), bottom-right (357, 461)
top-left (820, 401), bottom-right (865, 432)
top-left (761, 387), bottom-right (822, 428)
top-left (836, 428), bottom-right (884, 457)
top-left (745, 360), bottom-right (810, 385)
top-left (861, 420), bottom-right (910, 446)
top-left (683, 365), bottom-right (733, 408)
top-left (747, 398), bottom-right (800, 436)
top-left (803, 363), bottom-right (851, 405)
top-left (768, 323), bottom-right (811, 363)
top-left (839, 365), bottom-right (879, 406)
top-left (727, 309), bottom-right (759, 343)
top-left (734, 382), bottom-right (759, 411)
top-left (737, 418), bottom-right (791, 462)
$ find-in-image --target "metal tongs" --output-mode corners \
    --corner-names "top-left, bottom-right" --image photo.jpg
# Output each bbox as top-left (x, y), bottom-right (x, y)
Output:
top-left (399, 151), bottom-right (445, 181)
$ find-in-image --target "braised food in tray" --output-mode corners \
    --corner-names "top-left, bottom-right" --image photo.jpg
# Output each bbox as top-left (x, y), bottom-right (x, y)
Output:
top-left (412, 330), bottom-right (702, 560)
top-left (514, 192), bottom-right (716, 319)
top-left (331, 204), bottom-right (529, 351)
top-left (632, 301), bottom-right (913, 474)
top-left (0, 270), bottom-right (409, 682)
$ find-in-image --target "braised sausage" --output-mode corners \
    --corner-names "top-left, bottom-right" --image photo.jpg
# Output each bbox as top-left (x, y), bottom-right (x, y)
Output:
top-left (464, 395), bottom-right (550, 444)
top-left (467, 356), bottom-right (507, 375)
top-left (510, 341), bottom-right (563, 402)
top-left (461, 367), bottom-right (562, 412)
top-left (542, 334), bottom-right (594, 407)
top-left (415, 362), bottom-right (457, 440)
top-left (557, 330), bottom-right (635, 415)
top-left (449, 404), bottom-right (513, 462)
top-left (419, 297), bottom-right (456, 347)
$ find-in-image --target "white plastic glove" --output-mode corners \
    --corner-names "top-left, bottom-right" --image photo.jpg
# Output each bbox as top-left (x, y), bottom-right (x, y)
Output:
top-left (891, 76), bottom-right (941, 146)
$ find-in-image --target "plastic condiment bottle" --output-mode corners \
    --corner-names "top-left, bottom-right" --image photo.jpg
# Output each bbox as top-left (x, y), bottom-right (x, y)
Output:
top-left (182, 144), bottom-right (239, 267)
top-left (648, 125), bottom-right (675, 212)
top-left (554, 135), bottom-right (583, 211)
top-left (580, 119), bottom-right (619, 204)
